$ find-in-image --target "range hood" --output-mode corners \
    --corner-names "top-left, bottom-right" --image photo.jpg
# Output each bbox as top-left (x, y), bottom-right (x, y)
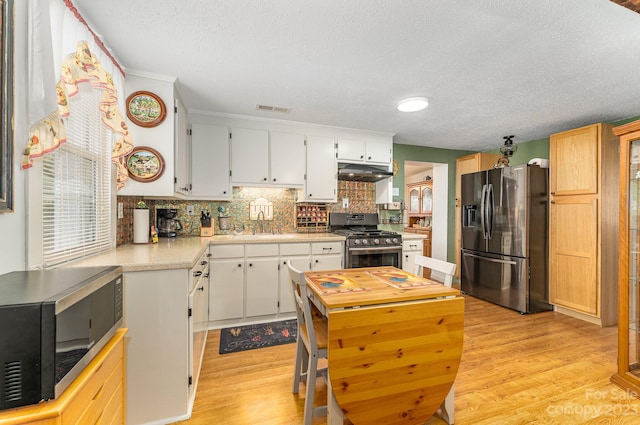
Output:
top-left (337, 163), bottom-right (393, 182)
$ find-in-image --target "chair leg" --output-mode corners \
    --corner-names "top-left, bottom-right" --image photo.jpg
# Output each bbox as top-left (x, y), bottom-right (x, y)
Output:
top-left (439, 383), bottom-right (455, 424)
top-left (303, 354), bottom-right (319, 425)
top-left (292, 337), bottom-right (305, 394)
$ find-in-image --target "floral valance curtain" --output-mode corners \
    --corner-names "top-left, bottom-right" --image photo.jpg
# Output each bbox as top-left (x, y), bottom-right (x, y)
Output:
top-left (23, 0), bottom-right (134, 189)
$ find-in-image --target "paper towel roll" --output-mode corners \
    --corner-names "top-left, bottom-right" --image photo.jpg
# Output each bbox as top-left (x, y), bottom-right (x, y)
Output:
top-left (528, 158), bottom-right (550, 168)
top-left (133, 209), bottom-right (150, 243)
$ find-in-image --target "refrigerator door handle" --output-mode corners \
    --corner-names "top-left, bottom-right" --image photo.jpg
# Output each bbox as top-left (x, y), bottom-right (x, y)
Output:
top-left (487, 183), bottom-right (494, 239)
top-left (480, 184), bottom-right (487, 239)
top-left (463, 252), bottom-right (517, 265)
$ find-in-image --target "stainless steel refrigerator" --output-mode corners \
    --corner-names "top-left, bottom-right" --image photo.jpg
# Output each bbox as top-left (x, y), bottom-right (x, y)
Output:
top-left (460, 164), bottom-right (552, 313)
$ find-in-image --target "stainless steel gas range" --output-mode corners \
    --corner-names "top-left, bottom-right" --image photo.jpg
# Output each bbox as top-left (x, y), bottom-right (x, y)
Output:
top-left (329, 213), bottom-right (402, 269)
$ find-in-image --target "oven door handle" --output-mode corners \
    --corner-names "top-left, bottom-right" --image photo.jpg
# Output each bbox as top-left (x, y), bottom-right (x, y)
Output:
top-left (349, 246), bottom-right (403, 253)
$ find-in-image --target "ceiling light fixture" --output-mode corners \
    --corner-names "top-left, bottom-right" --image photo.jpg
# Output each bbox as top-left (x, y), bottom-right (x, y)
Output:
top-left (397, 97), bottom-right (429, 112)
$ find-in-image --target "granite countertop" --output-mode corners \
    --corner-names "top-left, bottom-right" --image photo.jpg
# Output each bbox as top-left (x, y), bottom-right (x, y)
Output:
top-left (67, 233), bottom-right (346, 272)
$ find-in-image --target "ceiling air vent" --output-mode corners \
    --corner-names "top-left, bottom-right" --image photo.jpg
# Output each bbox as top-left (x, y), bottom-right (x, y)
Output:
top-left (256, 104), bottom-right (291, 114)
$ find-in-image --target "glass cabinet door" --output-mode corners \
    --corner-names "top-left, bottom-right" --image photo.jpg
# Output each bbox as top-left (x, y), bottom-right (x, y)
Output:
top-left (421, 186), bottom-right (432, 213)
top-left (409, 189), bottom-right (420, 213)
top-left (628, 139), bottom-right (640, 375)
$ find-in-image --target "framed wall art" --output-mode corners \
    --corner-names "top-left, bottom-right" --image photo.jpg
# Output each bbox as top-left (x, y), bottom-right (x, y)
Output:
top-left (126, 91), bottom-right (167, 128)
top-left (0, 0), bottom-right (14, 213)
top-left (126, 146), bottom-right (165, 182)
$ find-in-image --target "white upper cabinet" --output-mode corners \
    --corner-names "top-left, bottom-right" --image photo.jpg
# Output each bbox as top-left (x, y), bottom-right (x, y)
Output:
top-left (231, 128), bottom-right (270, 184)
top-left (231, 128), bottom-right (305, 187)
top-left (174, 94), bottom-right (190, 196)
top-left (305, 135), bottom-right (337, 202)
top-left (337, 138), bottom-right (391, 165)
top-left (190, 123), bottom-right (231, 200)
top-left (269, 132), bottom-right (306, 186)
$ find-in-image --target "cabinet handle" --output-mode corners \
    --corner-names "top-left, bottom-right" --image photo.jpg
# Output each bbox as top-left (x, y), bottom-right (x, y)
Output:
top-left (203, 273), bottom-right (209, 278)
top-left (263, 177), bottom-right (267, 181)
top-left (360, 155), bottom-right (364, 159)
top-left (322, 247), bottom-right (332, 252)
top-left (315, 259), bottom-right (319, 263)
top-left (283, 261), bottom-right (287, 265)
top-left (198, 286), bottom-right (205, 292)
top-left (223, 191), bottom-right (227, 194)
top-left (405, 255), bottom-right (409, 259)
top-left (368, 156), bottom-right (372, 160)
top-left (550, 201), bottom-right (555, 204)
top-left (249, 263), bottom-right (253, 267)
top-left (550, 192), bottom-right (555, 195)
top-left (193, 271), bottom-right (203, 277)
top-left (201, 260), bottom-right (207, 265)
top-left (309, 193), bottom-right (312, 197)
top-left (238, 264), bottom-right (242, 267)
top-left (206, 253), bottom-right (212, 257)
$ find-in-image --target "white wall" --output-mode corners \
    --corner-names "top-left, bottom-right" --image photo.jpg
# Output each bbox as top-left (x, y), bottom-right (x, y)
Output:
top-left (0, 0), bottom-right (28, 274)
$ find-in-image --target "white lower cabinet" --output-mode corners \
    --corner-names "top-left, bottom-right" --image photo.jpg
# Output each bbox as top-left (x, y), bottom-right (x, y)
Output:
top-left (245, 244), bottom-right (279, 317)
top-left (209, 240), bottom-right (343, 326)
top-left (123, 247), bottom-right (211, 425)
top-left (311, 241), bottom-right (343, 270)
top-left (279, 243), bottom-right (312, 314)
top-left (402, 239), bottom-right (423, 273)
top-left (209, 245), bottom-right (244, 321)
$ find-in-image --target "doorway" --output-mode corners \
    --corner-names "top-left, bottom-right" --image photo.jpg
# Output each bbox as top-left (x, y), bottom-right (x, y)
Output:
top-left (404, 160), bottom-right (448, 261)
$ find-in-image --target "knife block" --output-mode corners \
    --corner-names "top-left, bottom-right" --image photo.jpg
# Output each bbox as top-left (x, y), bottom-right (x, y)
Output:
top-left (200, 225), bottom-right (213, 237)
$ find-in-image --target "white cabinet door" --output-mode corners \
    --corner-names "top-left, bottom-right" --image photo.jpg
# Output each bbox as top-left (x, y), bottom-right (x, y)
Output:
top-left (174, 95), bottom-right (190, 195)
top-left (189, 270), bottom-right (208, 396)
top-left (305, 135), bottom-right (337, 202)
top-left (231, 128), bottom-right (269, 184)
top-left (279, 256), bottom-right (311, 314)
top-left (209, 258), bottom-right (244, 321)
top-left (191, 123), bottom-right (231, 199)
top-left (337, 139), bottom-right (365, 162)
top-left (402, 240), bottom-right (422, 273)
top-left (312, 255), bottom-right (343, 271)
top-left (245, 257), bottom-right (279, 317)
top-left (270, 131), bottom-right (306, 186)
top-left (366, 140), bottom-right (392, 164)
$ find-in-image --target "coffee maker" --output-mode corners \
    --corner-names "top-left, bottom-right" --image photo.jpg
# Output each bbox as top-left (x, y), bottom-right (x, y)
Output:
top-left (156, 209), bottom-right (182, 237)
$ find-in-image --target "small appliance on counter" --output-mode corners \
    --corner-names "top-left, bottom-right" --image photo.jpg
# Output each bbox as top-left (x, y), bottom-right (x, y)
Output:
top-left (157, 208), bottom-right (182, 237)
top-left (0, 266), bottom-right (123, 410)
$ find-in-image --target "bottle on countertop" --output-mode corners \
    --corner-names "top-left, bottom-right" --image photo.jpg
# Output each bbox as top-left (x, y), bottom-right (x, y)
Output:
top-left (150, 225), bottom-right (158, 243)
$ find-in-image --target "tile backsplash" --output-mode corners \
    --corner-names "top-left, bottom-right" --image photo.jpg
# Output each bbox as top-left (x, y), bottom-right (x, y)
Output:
top-left (116, 181), bottom-right (377, 245)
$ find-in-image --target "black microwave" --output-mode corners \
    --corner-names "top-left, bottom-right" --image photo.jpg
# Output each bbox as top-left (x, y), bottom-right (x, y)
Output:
top-left (0, 266), bottom-right (123, 410)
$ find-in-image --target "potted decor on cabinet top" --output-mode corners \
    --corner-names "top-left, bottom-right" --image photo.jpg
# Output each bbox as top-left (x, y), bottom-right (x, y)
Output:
top-left (133, 201), bottom-right (150, 243)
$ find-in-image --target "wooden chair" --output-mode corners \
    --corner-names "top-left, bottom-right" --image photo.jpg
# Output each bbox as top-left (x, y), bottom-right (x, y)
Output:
top-left (288, 262), bottom-right (328, 425)
top-left (413, 255), bottom-right (456, 287)
top-left (413, 254), bottom-right (457, 424)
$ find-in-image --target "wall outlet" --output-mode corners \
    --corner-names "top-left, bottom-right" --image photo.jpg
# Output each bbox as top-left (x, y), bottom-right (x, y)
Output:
top-left (342, 198), bottom-right (349, 208)
top-left (187, 205), bottom-right (195, 215)
top-left (117, 202), bottom-right (123, 219)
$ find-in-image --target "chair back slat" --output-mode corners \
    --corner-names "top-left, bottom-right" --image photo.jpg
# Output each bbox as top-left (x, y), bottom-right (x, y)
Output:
top-left (413, 255), bottom-right (456, 287)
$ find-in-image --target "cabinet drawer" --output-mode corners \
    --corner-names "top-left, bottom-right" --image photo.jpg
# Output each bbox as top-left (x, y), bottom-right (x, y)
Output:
top-left (101, 382), bottom-right (124, 425)
top-left (73, 362), bottom-right (123, 425)
top-left (210, 244), bottom-right (244, 259)
top-left (245, 243), bottom-right (278, 257)
top-left (403, 240), bottom-right (422, 252)
top-left (280, 243), bottom-right (311, 256)
top-left (62, 337), bottom-right (123, 425)
top-left (311, 242), bottom-right (342, 255)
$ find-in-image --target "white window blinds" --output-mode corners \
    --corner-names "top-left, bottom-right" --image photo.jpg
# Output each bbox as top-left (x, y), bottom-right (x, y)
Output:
top-left (41, 85), bottom-right (113, 267)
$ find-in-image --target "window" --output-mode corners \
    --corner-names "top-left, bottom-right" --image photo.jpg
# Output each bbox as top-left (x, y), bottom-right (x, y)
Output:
top-left (40, 84), bottom-right (114, 267)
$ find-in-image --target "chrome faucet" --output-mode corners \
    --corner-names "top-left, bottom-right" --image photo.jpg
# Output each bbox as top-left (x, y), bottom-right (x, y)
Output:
top-left (257, 210), bottom-right (266, 234)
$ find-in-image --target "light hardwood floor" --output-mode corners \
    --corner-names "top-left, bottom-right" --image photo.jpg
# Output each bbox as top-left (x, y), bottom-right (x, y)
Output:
top-left (174, 295), bottom-right (640, 424)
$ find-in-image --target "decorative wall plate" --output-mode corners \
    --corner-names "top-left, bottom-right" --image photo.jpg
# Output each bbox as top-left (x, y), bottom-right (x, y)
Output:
top-left (126, 91), bottom-right (167, 128)
top-left (126, 146), bottom-right (165, 182)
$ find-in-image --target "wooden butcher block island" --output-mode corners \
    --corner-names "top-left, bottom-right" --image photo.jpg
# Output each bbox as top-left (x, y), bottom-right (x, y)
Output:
top-left (305, 267), bottom-right (464, 425)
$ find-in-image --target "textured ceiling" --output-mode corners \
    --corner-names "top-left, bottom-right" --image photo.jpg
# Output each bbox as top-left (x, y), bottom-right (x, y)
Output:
top-left (72, 0), bottom-right (640, 151)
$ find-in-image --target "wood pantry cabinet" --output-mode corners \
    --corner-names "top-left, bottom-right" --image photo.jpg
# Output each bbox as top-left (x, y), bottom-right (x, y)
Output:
top-left (611, 119), bottom-right (640, 394)
top-left (549, 123), bottom-right (618, 326)
top-left (0, 329), bottom-right (126, 425)
top-left (454, 152), bottom-right (501, 278)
